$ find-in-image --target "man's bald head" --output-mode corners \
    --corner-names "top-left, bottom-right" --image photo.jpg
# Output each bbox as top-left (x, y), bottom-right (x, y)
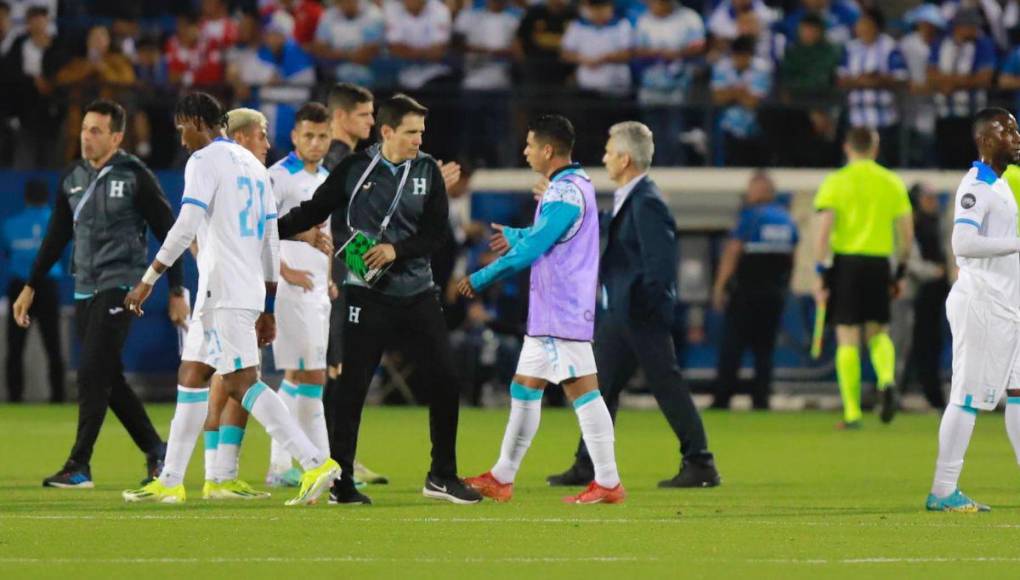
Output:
top-left (973, 107), bottom-right (1014, 140)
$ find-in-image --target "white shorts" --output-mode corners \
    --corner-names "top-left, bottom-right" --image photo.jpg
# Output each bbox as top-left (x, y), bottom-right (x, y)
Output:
top-left (180, 315), bottom-right (205, 363)
top-left (273, 300), bottom-right (329, 371)
top-left (515, 336), bottom-right (597, 385)
top-left (191, 308), bottom-right (261, 376)
top-left (946, 289), bottom-right (1020, 411)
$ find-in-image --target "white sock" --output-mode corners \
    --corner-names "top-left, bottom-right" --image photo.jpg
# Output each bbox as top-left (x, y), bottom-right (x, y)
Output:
top-left (1006, 396), bottom-right (1020, 464)
top-left (158, 386), bottom-right (209, 488)
top-left (203, 430), bottom-right (218, 482)
top-left (293, 383), bottom-right (330, 457)
top-left (573, 390), bottom-right (620, 488)
top-left (931, 404), bottom-right (978, 498)
top-left (490, 382), bottom-right (543, 484)
top-left (212, 425), bottom-right (244, 482)
top-left (242, 381), bottom-right (324, 470)
top-left (269, 380), bottom-right (299, 473)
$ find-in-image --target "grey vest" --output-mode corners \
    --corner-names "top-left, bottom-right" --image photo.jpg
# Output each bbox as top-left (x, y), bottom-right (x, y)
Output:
top-left (62, 151), bottom-right (150, 295)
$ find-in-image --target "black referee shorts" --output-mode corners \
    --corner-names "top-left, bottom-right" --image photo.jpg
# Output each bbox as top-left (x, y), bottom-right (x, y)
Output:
top-left (826, 254), bottom-right (892, 325)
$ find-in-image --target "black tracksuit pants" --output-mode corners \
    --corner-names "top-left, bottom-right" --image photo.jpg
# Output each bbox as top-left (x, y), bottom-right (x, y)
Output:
top-left (332, 286), bottom-right (461, 488)
top-left (6, 277), bottom-right (64, 402)
top-left (68, 288), bottom-right (163, 466)
top-left (714, 288), bottom-right (786, 409)
top-left (574, 312), bottom-right (713, 470)
top-left (904, 278), bottom-right (949, 409)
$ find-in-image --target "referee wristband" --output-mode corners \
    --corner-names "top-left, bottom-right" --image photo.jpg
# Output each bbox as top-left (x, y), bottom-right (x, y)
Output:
top-left (894, 263), bottom-right (907, 281)
top-left (142, 266), bottom-right (162, 286)
top-left (814, 262), bottom-right (829, 276)
top-left (264, 294), bottom-right (276, 314)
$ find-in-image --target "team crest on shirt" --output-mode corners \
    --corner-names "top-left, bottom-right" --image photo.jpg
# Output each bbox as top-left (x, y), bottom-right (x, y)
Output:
top-left (961, 193), bottom-right (976, 209)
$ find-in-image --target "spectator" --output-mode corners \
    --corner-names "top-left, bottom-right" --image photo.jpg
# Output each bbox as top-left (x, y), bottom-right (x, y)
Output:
top-left (262, 0), bottom-right (325, 46)
top-left (707, 0), bottom-right (778, 42)
top-left (1, 1), bottom-right (16, 57)
top-left (836, 8), bottom-right (907, 168)
top-left (780, 0), bottom-right (860, 46)
top-left (900, 4), bottom-right (945, 167)
top-left (780, 12), bottom-right (839, 100)
top-left (733, 9), bottom-right (785, 65)
top-left (454, 0), bottom-right (522, 167)
top-left (710, 171), bottom-right (797, 410)
top-left (928, 9), bottom-right (995, 169)
top-left (3, 180), bottom-right (65, 403)
top-left (633, 0), bottom-right (705, 165)
top-left (515, 0), bottom-right (577, 89)
top-left (7, 5), bottom-right (63, 169)
top-left (132, 36), bottom-right (172, 163)
top-left (711, 34), bottom-right (773, 166)
top-left (311, 0), bottom-right (385, 87)
top-left (0, 2), bottom-right (14, 164)
top-left (386, 0), bottom-right (453, 91)
top-left (110, 17), bottom-right (141, 62)
top-left (199, 0), bottom-right (238, 51)
top-left (940, 0), bottom-right (1008, 51)
top-left (166, 13), bottom-right (227, 86)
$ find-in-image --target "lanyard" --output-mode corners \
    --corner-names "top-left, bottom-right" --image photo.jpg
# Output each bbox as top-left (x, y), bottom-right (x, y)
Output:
top-left (346, 151), bottom-right (414, 237)
top-left (72, 166), bottom-right (113, 227)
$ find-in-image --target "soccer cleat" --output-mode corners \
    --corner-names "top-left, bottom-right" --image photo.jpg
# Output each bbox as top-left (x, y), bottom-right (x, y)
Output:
top-left (285, 459), bottom-right (341, 506)
top-left (465, 471), bottom-right (513, 502)
top-left (835, 420), bottom-right (862, 431)
top-left (879, 384), bottom-right (900, 424)
top-left (423, 474), bottom-right (483, 504)
top-left (122, 479), bottom-right (185, 504)
top-left (328, 481), bottom-right (373, 505)
top-left (42, 461), bottom-right (94, 489)
top-left (926, 490), bottom-right (991, 513)
top-left (563, 481), bottom-right (626, 505)
top-left (546, 464), bottom-right (594, 487)
top-left (658, 461), bottom-right (721, 488)
top-left (202, 480), bottom-right (220, 500)
top-left (265, 467), bottom-right (303, 488)
top-left (209, 479), bottom-right (271, 500)
top-left (354, 460), bottom-right (389, 485)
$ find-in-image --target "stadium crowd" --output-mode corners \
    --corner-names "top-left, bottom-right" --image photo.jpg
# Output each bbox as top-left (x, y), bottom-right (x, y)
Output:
top-left (4, 0), bottom-right (1020, 169)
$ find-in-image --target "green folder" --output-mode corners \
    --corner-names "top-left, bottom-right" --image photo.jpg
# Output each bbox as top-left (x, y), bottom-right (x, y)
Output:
top-left (337, 230), bottom-right (391, 287)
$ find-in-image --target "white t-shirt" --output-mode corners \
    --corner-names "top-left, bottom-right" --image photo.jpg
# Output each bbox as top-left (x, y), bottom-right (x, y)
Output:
top-left (315, 3), bottom-right (385, 86)
top-left (181, 138), bottom-right (277, 313)
top-left (561, 18), bottom-right (633, 95)
top-left (454, 7), bottom-right (521, 90)
top-left (635, 6), bottom-right (704, 103)
top-left (269, 152), bottom-right (330, 305)
top-left (385, 0), bottom-right (452, 89)
top-left (953, 164), bottom-right (1020, 310)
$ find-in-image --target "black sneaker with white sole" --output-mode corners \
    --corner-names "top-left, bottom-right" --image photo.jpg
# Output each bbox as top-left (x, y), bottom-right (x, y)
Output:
top-left (328, 481), bottom-right (372, 505)
top-left (42, 461), bottom-right (94, 488)
top-left (879, 384), bottom-right (900, 424)
top-left (423, 474), bottom-right (482, 504)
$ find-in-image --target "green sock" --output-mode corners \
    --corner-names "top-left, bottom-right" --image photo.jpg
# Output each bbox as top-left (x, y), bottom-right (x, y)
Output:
top-left (836, 345), bottom-right (862, 423)
top-left (868, 332), bottom-right (896, 390)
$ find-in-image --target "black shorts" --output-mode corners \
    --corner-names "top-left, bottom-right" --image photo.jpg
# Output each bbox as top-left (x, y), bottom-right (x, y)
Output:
top-left (826, 255), bottom-right (892, 325)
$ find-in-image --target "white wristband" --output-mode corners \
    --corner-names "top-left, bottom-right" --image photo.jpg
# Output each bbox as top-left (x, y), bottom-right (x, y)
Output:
top-left (142, 266), bottom-right (162, 286)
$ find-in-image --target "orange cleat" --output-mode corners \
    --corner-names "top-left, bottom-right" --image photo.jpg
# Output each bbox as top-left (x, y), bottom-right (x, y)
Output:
top-left (464, 471), bottom-right (513, 502)
top-left (562, 481), bottom-right (626, 504)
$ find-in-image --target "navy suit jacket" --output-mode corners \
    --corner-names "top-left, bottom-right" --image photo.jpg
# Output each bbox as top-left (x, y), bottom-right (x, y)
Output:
top-left (600, 176), bottom-right (678, 325)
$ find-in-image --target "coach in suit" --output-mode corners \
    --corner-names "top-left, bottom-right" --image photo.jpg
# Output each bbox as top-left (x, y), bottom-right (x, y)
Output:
top-left (547, 122), bottom-right (721, 488)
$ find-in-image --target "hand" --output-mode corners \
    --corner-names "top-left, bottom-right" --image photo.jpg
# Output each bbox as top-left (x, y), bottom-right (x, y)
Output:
top-left (295, 227), bottom-right (333, 256)
top-left (439, 161), bottom-right (461, 190)
top-left (281, 262), bottom-right (315, 292)
top-left (456, 276), bottom-right (477, 299)
top-left (168, 294), bottom-right (189, 328)
top-left (124, 282), bottom-right (153, 317)
top-left (891, 278), bottom-right (907, 299)
top-left (711, 287), bottom-right (727, 312)
top-left (256, 312), bottom-right (276, 347)
top-left (12, 286), bottom-right (35, 328)
top-left (489, 223), bottom-right (510, 254)
top-left (363, 243), bottom-right (396, 270)
top-left (328, 281), bottom-right (340, 301)
top-left (813, 276), bottom-right (829, 307)
top-left (532, 177), bottom-right (549, 202)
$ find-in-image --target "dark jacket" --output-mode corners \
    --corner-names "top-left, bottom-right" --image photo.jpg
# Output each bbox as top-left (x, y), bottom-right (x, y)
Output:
top-left (601, 176), bottom-right (677, 325)
top-left (278, 143), bottom-right (449, 298)
top-left (29, 150), bottom-right (183, 295)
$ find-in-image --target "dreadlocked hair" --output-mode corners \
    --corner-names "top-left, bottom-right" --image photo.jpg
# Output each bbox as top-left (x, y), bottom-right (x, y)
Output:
top-left (174, 92), bottom-right (227, 131)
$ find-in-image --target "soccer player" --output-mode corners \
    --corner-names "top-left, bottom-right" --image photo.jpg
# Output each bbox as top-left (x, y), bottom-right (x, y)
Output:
top-left (927, 107), bottom-right (1020, 512)
top-left (265, 102), bottom-right (333, 487)
top-left (121, 92), bottom-right (340, 505)
top-left (458, 115), bottom-right (625, 504)
top-left (813, 127), bottom-right (913, 429)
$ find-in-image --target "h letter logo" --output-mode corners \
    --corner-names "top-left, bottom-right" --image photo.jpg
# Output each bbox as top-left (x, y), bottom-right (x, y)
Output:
top-left (412, 177), bottom-right (427, 196)
top-left (109, 180), bottom-right (125, 198)
top-left (348, 306), bottom-right (362, 324)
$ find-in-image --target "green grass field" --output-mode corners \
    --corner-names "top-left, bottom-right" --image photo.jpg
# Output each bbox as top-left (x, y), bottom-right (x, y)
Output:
top-left (1, 404), bottom-right (1019, 579)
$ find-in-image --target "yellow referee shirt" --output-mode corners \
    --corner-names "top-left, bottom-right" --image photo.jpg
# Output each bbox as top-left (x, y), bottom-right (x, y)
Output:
top-left (813, 159), bottom-right (912, 257)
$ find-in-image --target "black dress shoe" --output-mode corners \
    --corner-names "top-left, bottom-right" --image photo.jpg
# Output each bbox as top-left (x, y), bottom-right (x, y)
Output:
top-left (546, 464), bottom-right (594, 487)
top-left (658, 462), bottom-right (721, 488)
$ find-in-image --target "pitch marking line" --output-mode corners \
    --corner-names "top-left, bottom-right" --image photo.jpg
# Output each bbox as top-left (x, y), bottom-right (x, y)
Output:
top-left (0, 556), bottom-right (655, 565)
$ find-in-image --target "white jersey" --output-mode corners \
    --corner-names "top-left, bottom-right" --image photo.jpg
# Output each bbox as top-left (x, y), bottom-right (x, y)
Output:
top-left (181, 138), bottom-right (277, 313)
top-left (952, 162), bottom-right (1020, 310)
top-left (269, 152), bottom-right (330, 305)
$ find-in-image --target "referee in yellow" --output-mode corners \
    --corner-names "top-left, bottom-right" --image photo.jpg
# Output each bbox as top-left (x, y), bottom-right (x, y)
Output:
top-left (814, 127), bottom-right (913, 429)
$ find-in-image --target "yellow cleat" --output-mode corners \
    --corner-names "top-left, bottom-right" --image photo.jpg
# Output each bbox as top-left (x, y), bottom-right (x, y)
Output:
top-left (202, 480), bottom-right (220, 500)
top-left (208, 479), bottom-right (271, 500)
top-left (122, 479), bottom-right (186, 504)
top-left (285, 459), bottom-right (341, 506)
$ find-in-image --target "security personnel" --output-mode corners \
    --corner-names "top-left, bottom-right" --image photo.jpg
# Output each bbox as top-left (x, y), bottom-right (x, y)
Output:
top-left (813, 127), bottom-right (913, 429)
top-left (12, 100), bottom-right (188, 488)
top-left (3, 180), bottom-right (64, 403)
top-left (278, 94), bottom-right (481, 505)
top-left (711, 171), bottom-right (797, 410)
